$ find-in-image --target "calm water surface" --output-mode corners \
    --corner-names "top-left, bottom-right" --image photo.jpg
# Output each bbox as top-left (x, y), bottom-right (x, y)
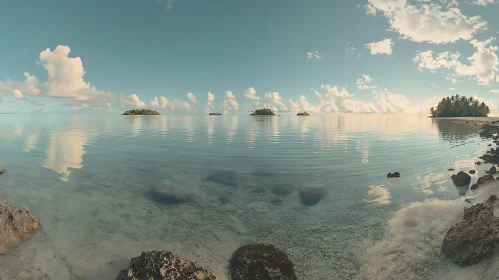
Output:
top-left (0, 114), bottom-right (492, 279)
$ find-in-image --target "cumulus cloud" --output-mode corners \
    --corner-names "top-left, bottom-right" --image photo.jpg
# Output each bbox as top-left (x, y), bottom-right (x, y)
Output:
top-left (307, 51), bottom-right (324, 60)
top-left (264, 92), bottom-right (289, 112)
top-left (186, 92), bottom-right (197, 104)
top-left (288, 95), bottom-right (319, 112)
top-left (121, 94), bottom-right (146, 108)
top-left (491, 89), bottom-right (499, 93)
top-left (205, 92), bottom-right (215, 112)
top-left (470, 0), bottom-right (497, 5)
top-left (366, 0), bottom-right (487, 44)
top-left (244, 87), bottom-right (260, 107)
top-left (223, 91), bottom-right (239, 114)
top-left (365, 39), bottom-right (394, 55)
top-left (0, 45), bottom-right (117, 107)
top-left (414, 38), bottom-right (499, 85)
top-left (148, 95), bottom-right (191, 110)
top-left (357, 75), bottom-right (377, 90)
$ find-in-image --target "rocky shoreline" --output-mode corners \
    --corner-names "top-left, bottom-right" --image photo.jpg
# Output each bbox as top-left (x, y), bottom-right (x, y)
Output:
top-left (440, 119), bottom-right (499, 266)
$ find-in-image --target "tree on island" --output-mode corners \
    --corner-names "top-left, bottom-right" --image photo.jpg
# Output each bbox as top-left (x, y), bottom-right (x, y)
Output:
top-left (430, 95), bottom-right (490, 117)
top-left (122, 109), bottom-right (161, 115)
top-left (297, 111), bottom-right (310, 116)
top-left (251, 108), bottom-right (276, 115)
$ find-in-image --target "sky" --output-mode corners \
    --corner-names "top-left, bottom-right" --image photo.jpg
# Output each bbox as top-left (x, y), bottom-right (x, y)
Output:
top-left (1, 0), bottom-right (499, 115)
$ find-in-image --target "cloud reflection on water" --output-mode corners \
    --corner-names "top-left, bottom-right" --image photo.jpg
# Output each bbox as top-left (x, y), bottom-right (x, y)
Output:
top-left (364, 185), bottom-right (391, 205)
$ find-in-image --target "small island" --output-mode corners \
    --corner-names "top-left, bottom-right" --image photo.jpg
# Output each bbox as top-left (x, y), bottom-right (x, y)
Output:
top-left (250, 108), bottom-right (275, 116)
top-left (297, 111), bottom-right (310, 116)
top-left (122, 109), bottom-right (161, 115)
top-left (209, 113), bottom-right (222, 115)
top-left (430, 95), bottom-right (490, 117)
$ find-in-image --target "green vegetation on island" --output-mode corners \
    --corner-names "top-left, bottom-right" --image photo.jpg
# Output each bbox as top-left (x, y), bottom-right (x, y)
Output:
top-left (122, 109), bottom-right (161, 115)
top-left (297, 111), bottom-right (310, 116)
top-left (430, 95), bottom-right (490, 117)
top-left (209, 113), bottom-right (222, 115)
top-left (251, 108), bottom-right (275, 116)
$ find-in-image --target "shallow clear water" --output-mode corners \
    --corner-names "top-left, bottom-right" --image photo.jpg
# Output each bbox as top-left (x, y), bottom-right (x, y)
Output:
top-left (0, 114), bottom-right (493, 279)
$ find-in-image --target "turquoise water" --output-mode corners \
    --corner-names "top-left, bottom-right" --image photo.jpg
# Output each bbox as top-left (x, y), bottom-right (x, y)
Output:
top-left (0, 114), bottom-right (493, 279)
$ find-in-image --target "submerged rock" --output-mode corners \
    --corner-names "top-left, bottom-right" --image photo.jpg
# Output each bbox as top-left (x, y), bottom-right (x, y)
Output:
top-left (251, 187), bottom-right (266, 194)
top-left (299, 188), bottom-right (324, 206)
top-left (271, 198), bottom-right (282, 205)
top-left (387, 172), bottom-right (400, 178)
top-left (0, 168), bottom-right (5, 175)
top-left (219, 196), bottom-right (229, 205)
top-left (476, 162), bottom-right (482, 165)
top-left (469, 170), bottom-right (476, 174)
top-left (442, 203), bottom-right (499, 266)
top-left (477, 174), bottom-right (495, 185)
top-left (0, 200), bottom-right (40, 254)
top-left (150, 186), bottom-right (193, 205)
top-left (116, 251), bottom-right (216, 280)
top-left (271, 185), bottom-right (295, 196)
top-left (229, 244), bottom-right (297, 280)
top-left (451, 171), bottom-right (471, 187)
top-left (471, 184), bottom-right (480, 191)
top-left (487, 195), bottom-right (498, 204)
top-left (456, 185), bottom-right (469, 196)
top-left (205, 170), bottom-right (238, 187)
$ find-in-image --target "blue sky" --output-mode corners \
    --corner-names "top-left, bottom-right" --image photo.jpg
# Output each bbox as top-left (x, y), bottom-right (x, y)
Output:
top-left (1, 0), bottom-right (499, 114)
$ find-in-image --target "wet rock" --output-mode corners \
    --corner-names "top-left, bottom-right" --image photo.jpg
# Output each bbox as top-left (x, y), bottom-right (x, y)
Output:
top-left (271, 185), bottom-right (294, 196)
top-left (469, 170), bottom-right (476, 174)
top-left (116, 251), bottom-right (216, 280)
top-left (442, 203), bottom-right (499, 266)
top-left (489, 144), bottom-right (493, 146)
top-left (387, 172), bottom-right (400, 178)
top-left (251, 187), bottom-right (266, 194)
top-left (150, 186), bottom-right (193, 205)
top-left (480, 130), bottom-right (493, 138)
top-left (451, 171), bottom-right (471, 187)
top-left (229, 244), bottom-right (297, 280)
top-left (488, 166), bottom-right (497, 175)
top-left (0, 168), bottom-right (5, 175)
top-left (487, 195), bottom-right (498, 204)
top-left (478, 174), bottom-right (495, 185)
top-left (465, 198), bottom-right (473, 203)
top-left (0, 201), bottom-right (40, 254)
top-left (205, 170), bottom-right (238, 187)
top-left (471, 184), bottom-right (480, 190)
top-left (476, 162), bottom-right (482, 165)
top-left (448, 168), bottom-right (455, 171)
top-left (299, 188), bottom-right (324, 206)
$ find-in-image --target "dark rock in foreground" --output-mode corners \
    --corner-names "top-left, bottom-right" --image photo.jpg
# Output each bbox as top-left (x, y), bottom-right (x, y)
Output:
top-left (150, 186), bottom-right (193, 205)
top-left (229, 244), bottom-right (297, 280)
top-left (469, 170), bottom-right (476, 174)
top-left (0, 200), bottom-right (40, 254)
top-left (451, 171), bottom-right (471, 187)
top-left (447, 168), bottom-right (455, 171)
top-left (488, 166), bottom-right (497, 174)
top-left (478, 174), bottom-right (494, 185)
top-left (0, 168), bottom-right (5, 175)
top-left (442, 203), bottom-right (499, 266)
top-left (116, 251), bottom-right (216, 280)
top-left (205, 170), bottom-right (238, 187)
top-left (387, 172), bottom-right (400, 178)
top-left (476, 162), bottom-right (482, 165)
top-left (487, 195), bottom-right (498, 204)
top-left (299, 188), bottom-right (324, 206)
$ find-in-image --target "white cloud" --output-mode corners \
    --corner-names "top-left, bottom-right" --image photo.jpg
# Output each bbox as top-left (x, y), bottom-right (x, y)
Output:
top-left (186, 92), bottom-right (197, 104)
top-left (365, 39), bottom-right (394, 55)
top-left (0, 45), bottom-right (116, 107)
top-left (307, 51), bottom-right (324, 60)
top-left (357, 75), bottom-right (377, 90)
top-left (121, 94), bottom-right (146, 108)
top-left (414, 38), bottom-right (499, 85)
top-left (469, 0), bottom-right (497, 5)
top-left (206, 92), bottom-right (215, 112)
top-left (264, 92), bottom-right (289, 112)
top-left (367, 0), bottom-right (487, 44)
top-left (148, 96), bottom-right (191, 110)
top-left (244, 87), bottom-right (260, 107)
top-left (491, 89), bottom-right (499, 93)
top-left (156, 0), bottom-right (174, 10)
top-left (288, 95), bottom-right (319, 112)
top-left (223, 91), bottom-right (239, 114)
top-left (449, 88), bottom-right (456, 90)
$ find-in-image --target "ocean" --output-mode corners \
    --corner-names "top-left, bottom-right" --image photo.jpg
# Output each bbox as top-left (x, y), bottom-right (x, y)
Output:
top-left (0, 114), bottom-right (494, 279)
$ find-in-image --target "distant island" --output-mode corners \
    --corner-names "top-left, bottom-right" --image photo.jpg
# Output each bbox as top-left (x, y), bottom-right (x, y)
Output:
top-left (297, 111), bottom-right (310, 116)
top-left (209, 113), bottom-right (222, 115)
top-left (430, 95), bottom-right (490, 117)
top-left (122, 109), bottom-right (161, 115)
top-left (251, 108), bottom-right (275, 116)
